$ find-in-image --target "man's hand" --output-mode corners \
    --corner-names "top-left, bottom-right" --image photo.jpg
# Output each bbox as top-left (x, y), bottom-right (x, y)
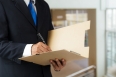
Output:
top-left (31, 42), bottom-right (51, 55)
top-left (50, 58), bottom-right (66, 71)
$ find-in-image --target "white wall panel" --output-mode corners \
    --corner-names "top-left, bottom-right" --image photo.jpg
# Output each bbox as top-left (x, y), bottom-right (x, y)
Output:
top-left (45, 0), bottom-right (99, 9)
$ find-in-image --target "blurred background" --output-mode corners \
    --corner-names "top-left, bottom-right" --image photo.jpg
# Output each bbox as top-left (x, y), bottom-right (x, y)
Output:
top-left (45, 0), bottom-right (116, 77)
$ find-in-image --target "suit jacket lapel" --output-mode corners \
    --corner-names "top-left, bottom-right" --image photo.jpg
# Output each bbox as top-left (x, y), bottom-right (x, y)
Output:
top-left (35, 0), bottom-right (44, 32)
top-left (12, 0), bottom-right (36, 30)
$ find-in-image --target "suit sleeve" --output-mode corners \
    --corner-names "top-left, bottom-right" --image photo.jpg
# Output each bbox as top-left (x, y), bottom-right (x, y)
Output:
top-left (0, 2), bottom-right (26, 64)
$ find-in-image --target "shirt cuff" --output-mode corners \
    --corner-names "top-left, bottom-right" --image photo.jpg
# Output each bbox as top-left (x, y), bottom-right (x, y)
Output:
top-left (23, 44), bottom-right (33, 57)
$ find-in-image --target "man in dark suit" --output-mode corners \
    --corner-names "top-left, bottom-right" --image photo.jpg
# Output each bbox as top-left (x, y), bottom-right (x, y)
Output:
top-left (0, 0), bottom-right (66, 77)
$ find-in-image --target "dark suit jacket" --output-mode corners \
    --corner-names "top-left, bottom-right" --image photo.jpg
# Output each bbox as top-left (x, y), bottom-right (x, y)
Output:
top-left (0, 0), bottom-right (53, 77)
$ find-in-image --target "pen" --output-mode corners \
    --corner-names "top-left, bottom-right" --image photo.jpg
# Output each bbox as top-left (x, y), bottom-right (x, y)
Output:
top-left (37, 33), bottom-right (46, 44)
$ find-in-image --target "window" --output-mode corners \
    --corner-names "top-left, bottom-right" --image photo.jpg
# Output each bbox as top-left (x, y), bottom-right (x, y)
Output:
top-left (106, 9), bottom-right (116, 71)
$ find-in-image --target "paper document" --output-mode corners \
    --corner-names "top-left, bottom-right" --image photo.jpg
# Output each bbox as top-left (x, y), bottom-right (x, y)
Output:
top-left (48, 21), bottom-right (90, 52)
top-left (19, 21), bottom-right (90, 65)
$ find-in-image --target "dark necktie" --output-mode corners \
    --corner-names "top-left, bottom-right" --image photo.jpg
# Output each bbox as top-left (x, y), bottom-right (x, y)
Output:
top-left (28, 0), bottom-right (37, 26)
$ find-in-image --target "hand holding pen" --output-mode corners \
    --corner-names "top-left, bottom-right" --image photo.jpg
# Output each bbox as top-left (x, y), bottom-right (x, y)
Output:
top-left (31, 33), bottom-right (52, 55)
top-left (32, 33), bottom-right (66, 72)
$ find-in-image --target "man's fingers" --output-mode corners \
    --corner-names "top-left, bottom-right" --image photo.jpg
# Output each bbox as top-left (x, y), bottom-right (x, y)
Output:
top-left (50, 60), bottom-right (59, 71)
top-left (37, 42), bottom-right (52, 52)
top-left (55, 59), bottom-right (63, 69)
top-left (61, 59), bottom-right (66, 66)
top-left (36, 48), bottom-right (43, 54)
top-left (50, 59), bottom-right (66, 71)
top-left (39, 46), bottom-right (48, 53)
top-left (47, 47), bottom-right (52, 51)
top-left (41, 42), bottom-right (52, 51)
top-left (31, 42), bottom-right (52, 55)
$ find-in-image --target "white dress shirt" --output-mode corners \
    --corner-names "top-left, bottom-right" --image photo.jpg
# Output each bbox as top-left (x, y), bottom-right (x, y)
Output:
top-left (23, 0), bottom-right (36, 57)
top-left (24, 0), bottom-right (37, 13)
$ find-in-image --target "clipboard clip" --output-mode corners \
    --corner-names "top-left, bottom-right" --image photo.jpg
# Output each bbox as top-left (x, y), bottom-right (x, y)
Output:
top-left (70, 50), bottom-right (81, 56)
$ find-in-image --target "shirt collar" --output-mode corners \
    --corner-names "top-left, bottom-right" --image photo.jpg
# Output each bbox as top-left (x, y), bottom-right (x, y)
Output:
top-left (24, 0), bottom-right (36, 6)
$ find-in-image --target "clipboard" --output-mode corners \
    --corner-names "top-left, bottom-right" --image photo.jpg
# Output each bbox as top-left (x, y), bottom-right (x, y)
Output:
top-left (19, 48), bottom-right (89, 66)
top-left (19, 21), bottom-right (90, 65)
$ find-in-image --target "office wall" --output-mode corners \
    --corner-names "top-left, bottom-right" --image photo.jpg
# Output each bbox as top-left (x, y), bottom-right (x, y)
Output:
top-left (45, 0), bottom-right (99, 9)
top-left (106, 0), bottom-right (116, 8)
